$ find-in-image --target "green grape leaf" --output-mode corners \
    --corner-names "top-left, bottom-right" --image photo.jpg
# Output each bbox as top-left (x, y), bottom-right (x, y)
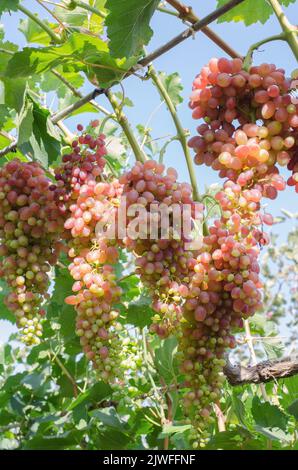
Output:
top-left (1, 78), bottom-right (27, 113)
top-left (159, 423), bottom-right (191, 438)
top-left (105, 0), bottom-right (159, 58)
top-left (90, 407), bottom-right (127, 430)
top-left (125, 296), bottom-right (154, 328)
top-left (17, 94), bottom-right (61, 167)
top-left (154, 337), bottom-right (178, 384)
top-left (252, 396), bottom-right (288, 430)
top-left (0, 104), bottom-right (11, 128)
top-left (18, 17), bottom-right (55, 46)
top-left (95, 428), bottom-right (131, 450)
top-left (206, 427), bottom-right (259, 450)
top-left (287, 399), bottom-right (298, 420)
top-left (23, 430), bottom-right (83, 450)
top-left (216, 0), bottom-right (296, 26)
top-left (67, 382), bottom-right (112, 411)
top-left (0, 280), bottom-right (16, 323)
top-left (158, 72), bottom-right (183, 107)
top-left (0, 1), bottom-right (19, 15)
top-left (280, 375), bottom-right (298, 409)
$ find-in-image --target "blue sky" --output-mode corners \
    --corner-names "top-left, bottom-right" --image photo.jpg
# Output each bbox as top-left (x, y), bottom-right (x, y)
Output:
top-left (0, 0), bottom-right (297, 342)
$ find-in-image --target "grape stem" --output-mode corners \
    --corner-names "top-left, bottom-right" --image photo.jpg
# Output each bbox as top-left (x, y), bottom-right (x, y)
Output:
top-left (243, 33), bottom-right (287, 70)
top-left (18, 4), bottom-right (63, 44)
top-left (268, 0), bottom-right (298, 61)
top-left (148, 65), bottom-right (200, 201)
top-left (106, 91), bottom-right (147, 163)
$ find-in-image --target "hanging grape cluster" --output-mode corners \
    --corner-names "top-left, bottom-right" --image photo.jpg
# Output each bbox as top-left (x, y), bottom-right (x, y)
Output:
top-left (119, 159), bottom-right (204, 337)
top-left (0, 159), bottom-right (64, 344)
top-left (180, 57), bottom-right (298, 445)
top-left (53, 126), bottom-right (131, 381)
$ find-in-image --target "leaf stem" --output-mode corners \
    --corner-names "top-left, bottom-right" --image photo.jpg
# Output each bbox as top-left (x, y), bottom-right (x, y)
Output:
top-left (148, 65), bottom-right (200, 201)
top-left (268, 0), bottom-right (298, 61)
top-left (106, 91), bottom-right (147, 163)
top-left (18, 4), bottom-right (63, 44)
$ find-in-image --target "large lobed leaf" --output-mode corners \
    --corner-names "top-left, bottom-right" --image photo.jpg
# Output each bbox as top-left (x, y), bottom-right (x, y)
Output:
top-left (105, 0), bottom-right (159, 58)
top-left (216, 0), bottom-right (296, 26)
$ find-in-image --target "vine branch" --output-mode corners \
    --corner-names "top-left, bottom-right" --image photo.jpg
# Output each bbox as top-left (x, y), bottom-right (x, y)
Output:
top-left (224, 355), bottom-right (298, 386)
top-left (163, 0), bottom-right (241, 58)
top-left (268, 0), bottom-right (298, 61)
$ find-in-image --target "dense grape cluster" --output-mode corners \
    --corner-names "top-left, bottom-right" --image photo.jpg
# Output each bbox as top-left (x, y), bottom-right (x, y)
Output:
top-left (182, 56), bottom-right (298, 444)
top-left (119, 159), bottom-right (204, 337)
top-left (188, 57), bottom-right (298, 195)
top-left (0, 159), bottom-right (64, 344)
top-left (178, 184), bottom-right (271, 443)
top-left (54, 127), bottom-right (129, 381)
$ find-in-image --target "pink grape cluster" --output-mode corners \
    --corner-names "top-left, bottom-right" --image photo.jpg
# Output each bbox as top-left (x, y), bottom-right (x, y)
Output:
top-left (53, 123), bottom-right (106, 217)
top-left (119, 159), bottom-right (204, 337)
top-left (188, 57), bottom-right (298, 194)
top-left (0, 159), bottom-right (64, 344)
top-left (56, 126), bottom-right (128, 381)
top-left (179, 185), bottom-right (272, 445)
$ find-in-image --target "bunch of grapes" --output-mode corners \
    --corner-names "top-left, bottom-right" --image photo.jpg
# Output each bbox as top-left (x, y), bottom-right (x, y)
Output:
top-left (178, 182), bottom-right (272, 445)
top-left (119, 159), bottom-right (204, 337)
top-left (0, 159), bottom-right (64, 344)
top-left (188, 57), bottom-right (298, 194)
top-left (53, 126), bottom-right (129, 381)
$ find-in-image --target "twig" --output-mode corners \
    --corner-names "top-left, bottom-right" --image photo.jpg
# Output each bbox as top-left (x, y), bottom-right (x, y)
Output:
top-left (164, 0), bottom-right (241, 58)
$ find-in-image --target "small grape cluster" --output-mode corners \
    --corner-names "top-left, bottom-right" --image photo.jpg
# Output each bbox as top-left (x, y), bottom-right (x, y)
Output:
top-left (55, 126), bottom-right (129, 381)
top-left (119, 159), bottom-right (204, 337)
top-left (0, 159), bottom-right (64, 344)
